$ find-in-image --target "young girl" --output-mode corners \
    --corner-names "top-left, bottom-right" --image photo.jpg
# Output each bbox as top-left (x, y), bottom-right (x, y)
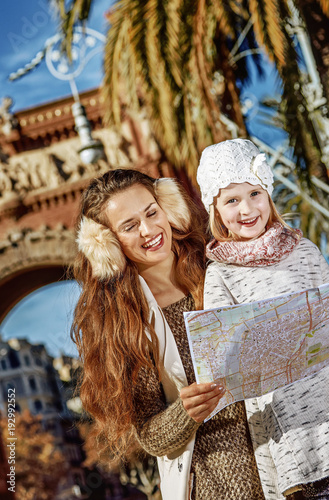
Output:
top-left (197, 138), bottom-right (329, 500)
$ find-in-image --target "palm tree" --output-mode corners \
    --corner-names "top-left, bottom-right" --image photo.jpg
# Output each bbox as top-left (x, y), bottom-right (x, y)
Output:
top-left (54, 0), bottom-right (329, 181)
top-left (102, 0), bottom-right (255, 180)
top-left (53, 0), bottom-right (329, 249)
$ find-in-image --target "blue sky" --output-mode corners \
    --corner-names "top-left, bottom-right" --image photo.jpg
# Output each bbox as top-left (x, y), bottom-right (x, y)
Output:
top-left (0, 0), bottom-right (286, 359)
top-left (0, 0), bottom-right (110, 111)
top-left (1, 282), bottom-right (80, 358)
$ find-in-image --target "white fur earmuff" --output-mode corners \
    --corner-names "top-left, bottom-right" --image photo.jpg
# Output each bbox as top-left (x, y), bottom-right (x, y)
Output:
top-left (155, 178), bottom-right (191, 232)
top-left (76, 216), bottom-right (126, 280)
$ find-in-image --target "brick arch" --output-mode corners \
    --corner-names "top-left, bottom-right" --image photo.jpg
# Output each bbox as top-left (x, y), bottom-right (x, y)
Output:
top-left (0, 226), bottom-right (76, 323)
top-left (0, 264), bottom-right (69, 324)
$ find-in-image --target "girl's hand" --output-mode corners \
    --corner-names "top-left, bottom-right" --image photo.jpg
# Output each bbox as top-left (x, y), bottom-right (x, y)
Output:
top-left (180, 382), bottom-right (226, 423)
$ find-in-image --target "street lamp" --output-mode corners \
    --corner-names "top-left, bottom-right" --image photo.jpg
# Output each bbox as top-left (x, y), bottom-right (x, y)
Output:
top-left (9, 26), bottom-right (106, 164)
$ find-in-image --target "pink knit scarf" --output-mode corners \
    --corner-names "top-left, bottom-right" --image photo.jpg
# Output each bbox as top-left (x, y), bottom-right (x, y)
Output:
top-left (206, 222), bottom-right (302, 267)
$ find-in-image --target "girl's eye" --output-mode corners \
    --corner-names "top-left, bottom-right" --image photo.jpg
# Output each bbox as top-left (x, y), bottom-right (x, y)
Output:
top-left (251, 191), bottom-right (259, 197)
top-left (227, 198), bottom-right (237, 204)
top-left (147, 210), bottom-right (157, 217)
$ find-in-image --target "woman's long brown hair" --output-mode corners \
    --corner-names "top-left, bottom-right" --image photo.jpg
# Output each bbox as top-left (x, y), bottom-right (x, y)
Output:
top-left (71, 169), bottom-right (206, 461)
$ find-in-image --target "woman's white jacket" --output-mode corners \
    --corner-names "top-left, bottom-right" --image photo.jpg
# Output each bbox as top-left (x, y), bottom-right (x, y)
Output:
top-left (139, 276), bottom-right (196, 500)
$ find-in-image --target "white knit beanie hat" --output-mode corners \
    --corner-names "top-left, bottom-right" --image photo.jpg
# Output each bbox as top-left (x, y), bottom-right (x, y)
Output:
top-left (197, 138), bottom-right (274, 212)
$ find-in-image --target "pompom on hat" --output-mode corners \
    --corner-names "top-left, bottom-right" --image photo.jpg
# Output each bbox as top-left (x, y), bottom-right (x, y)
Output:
top-left (197, 138), bottom-right (274, 212)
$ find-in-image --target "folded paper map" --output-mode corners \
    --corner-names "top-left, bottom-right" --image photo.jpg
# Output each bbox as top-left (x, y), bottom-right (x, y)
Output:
top-left (184, 283), bottom-right (329, 420)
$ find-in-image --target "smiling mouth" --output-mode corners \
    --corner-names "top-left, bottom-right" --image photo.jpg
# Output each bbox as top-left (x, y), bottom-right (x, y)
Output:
top-left (239, 217), bottom-right (259, 226)
top-left (142, 233), bottom-right (163, 249)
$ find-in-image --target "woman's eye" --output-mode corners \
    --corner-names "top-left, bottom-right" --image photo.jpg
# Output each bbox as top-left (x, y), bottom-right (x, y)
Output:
top-left (147, 210), bottom-right (157, 217)
top-left (124, 224), bottom-right (136, 232)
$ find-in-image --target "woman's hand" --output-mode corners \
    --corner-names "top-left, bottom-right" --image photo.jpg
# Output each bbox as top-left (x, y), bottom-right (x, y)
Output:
top-left (180, 382), bottom-right (226, 423)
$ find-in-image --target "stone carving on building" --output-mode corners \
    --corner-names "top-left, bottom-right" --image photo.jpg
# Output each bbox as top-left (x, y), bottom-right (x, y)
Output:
top-left (0, 146), bottom-right (96, 201)
top-left (0, 223), bottom-right (76, 282)
top-left (0, 164), bottom-right (13, 198)
top-left (0, 97), bottom-right (18, 136)
top-left (0, 121), bottom-right (160, 202)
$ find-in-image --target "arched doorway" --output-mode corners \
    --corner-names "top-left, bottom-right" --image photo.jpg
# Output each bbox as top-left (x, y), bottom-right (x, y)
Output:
top-left (0, 264), bottom-right (71, 324)
top-left (0, 280), bottom-right (79, 358)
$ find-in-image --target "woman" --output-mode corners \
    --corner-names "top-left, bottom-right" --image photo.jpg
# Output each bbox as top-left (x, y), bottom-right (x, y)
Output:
top-left (72, 168), bottom-right (265, 499)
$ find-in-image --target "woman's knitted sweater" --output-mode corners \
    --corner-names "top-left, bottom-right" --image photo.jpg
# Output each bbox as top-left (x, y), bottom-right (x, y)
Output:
top-left (203, 237), bottom-right (329, 497)
top-left (133, 294), bottom-right (265, 499)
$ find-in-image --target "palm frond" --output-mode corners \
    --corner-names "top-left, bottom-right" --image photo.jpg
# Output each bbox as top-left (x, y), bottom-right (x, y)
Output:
top-left (165, 0), bottom-right (184, 87)
top-left (102, 0), bottom-right (247, 180)
top-left (52, 0), bottom-right (92, 59)
top-left (249, 0), bottom-right (286, 66)
top-left (144, 0), bottom-right (180, 159)
top-left (274, 179), bottom-right (329, 248)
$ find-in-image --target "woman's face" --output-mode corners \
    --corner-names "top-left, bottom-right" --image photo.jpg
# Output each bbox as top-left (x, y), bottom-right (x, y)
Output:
top-left (104, 184), bottom-right (173, 272)
top-left (215, 182), bottom-right (271, 241)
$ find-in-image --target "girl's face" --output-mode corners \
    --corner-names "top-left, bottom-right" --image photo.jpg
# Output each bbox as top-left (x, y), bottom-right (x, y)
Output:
top-left (104, 184), bottom-right (173, 272)
top-left (215, 182), bottom-right (271, 241)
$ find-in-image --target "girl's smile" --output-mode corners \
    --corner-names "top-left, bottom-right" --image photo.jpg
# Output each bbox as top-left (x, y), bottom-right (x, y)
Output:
top-left (238, 216), bottom-right (259, 226)
top-left (215, 182), bottom-right (271, 241)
